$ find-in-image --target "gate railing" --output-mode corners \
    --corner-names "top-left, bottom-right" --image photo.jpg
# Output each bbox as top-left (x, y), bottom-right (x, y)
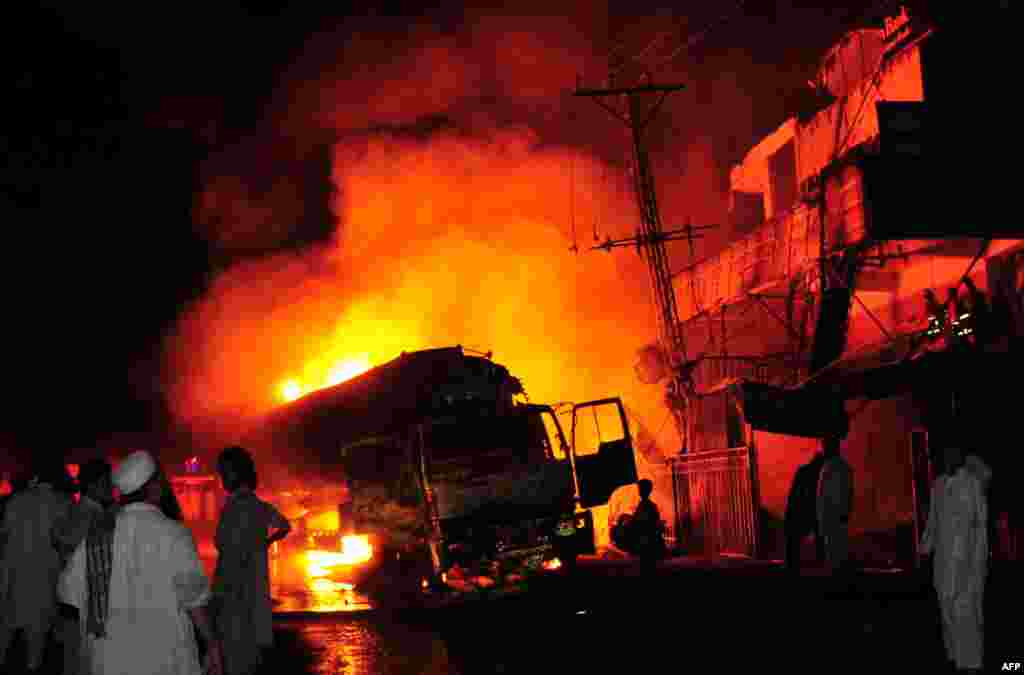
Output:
top-left (670, 446), bottom-right (759, 558)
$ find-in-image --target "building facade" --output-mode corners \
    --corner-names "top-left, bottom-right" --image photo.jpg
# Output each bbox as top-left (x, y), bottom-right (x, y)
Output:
top-left (666, 5), bottom-right (1021, 564)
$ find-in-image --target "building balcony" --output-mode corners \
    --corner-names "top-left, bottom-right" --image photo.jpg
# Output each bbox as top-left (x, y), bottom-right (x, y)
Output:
top-left (675, 203), bottom-right (822, 322)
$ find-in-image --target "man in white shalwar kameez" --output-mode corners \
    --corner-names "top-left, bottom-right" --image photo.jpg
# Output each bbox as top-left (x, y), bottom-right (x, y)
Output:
top-left (816, 436), bottom-right (854, 574)
top-left (58, 451), bottom-right (223, 675)
top-left (920, 446), bottom-right (991, 673)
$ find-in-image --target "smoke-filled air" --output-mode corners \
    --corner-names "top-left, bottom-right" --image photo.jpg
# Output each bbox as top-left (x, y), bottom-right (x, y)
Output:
top-left (161, 7), bottom-right (711, 464)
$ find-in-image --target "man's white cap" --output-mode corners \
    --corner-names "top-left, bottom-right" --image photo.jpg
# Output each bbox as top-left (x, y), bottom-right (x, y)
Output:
top-left (113, 450), bottom-right (158, 494)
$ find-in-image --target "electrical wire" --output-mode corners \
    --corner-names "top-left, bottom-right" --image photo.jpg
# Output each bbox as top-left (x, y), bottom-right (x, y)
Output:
top-left (609, 1), bottom-right (749, 91)
top-left (649, 0), bottom-right (748, 73)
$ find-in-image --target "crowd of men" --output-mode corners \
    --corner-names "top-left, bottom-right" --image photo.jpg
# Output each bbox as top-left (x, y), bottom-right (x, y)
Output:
top-left (1, 446), bottom-right (289, 675)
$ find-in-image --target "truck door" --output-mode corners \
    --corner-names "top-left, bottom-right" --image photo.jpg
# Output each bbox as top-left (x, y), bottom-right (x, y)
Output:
top-left (571, 398), bottom-right (638, 509)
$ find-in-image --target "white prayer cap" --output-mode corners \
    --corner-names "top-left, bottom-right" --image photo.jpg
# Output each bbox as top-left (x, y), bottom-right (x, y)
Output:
top-left (113, 450), bottom-right (158, 495)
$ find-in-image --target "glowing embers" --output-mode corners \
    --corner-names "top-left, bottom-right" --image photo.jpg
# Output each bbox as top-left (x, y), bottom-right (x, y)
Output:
top-left (278, 356), bottom-right (373, 402)
top-left (542, 557), bottom-right (562, 571)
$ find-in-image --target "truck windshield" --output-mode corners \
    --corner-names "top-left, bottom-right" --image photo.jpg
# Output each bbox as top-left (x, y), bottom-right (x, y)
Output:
top-left (423, 409), bottom-right (552, 478)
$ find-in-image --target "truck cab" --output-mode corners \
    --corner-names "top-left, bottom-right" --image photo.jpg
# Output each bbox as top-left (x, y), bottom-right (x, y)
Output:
top-left (412, 396), bottom-right (637, 599)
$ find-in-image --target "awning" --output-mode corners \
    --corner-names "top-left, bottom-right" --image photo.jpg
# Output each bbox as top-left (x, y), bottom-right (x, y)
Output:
top-left (797, 325), bottom-right (949, 400)
top-left (805, 329), bottom-right (1014, 402)
top-left (738, 380), bottom-right (849, 439)
top-left (730, 336), bottom-right (1021, 441)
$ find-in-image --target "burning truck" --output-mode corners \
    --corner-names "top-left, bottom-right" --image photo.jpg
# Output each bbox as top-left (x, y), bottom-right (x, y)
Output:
top-left (243, 346), bottom-right (638, 607)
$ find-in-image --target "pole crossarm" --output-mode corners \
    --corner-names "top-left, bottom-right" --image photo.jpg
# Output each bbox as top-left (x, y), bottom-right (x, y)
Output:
top-left (574, 83), bottom-right (687, 98)
top-left (590, 224), bottom-right (716, 252)
top-left (573, 84), bottom-right (687, 130)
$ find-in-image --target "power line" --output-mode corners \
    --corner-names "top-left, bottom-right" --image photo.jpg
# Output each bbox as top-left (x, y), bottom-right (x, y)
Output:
top-left (605, 0), bottom-right (751, 97)
top-left (648, 0), bottom-right (749, 73)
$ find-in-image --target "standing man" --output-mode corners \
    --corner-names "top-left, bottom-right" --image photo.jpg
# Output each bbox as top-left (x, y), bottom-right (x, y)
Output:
top-left (785, 451), bottom-right (827, 572)
top-left (816, 436), bottom-right (854, 575)
top-left (0, 457), bottom-right (73, 673)
top-left (53, 458), bottom-right (115, 675)
top-left (214, 446), bottom-right (291, 675)
top-left (58, 450), bottom-right (222, 675)
top-left (920, 445), bottom-right (991, 673)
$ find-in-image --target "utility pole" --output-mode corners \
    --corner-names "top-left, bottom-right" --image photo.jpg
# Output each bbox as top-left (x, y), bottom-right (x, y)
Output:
top-left (574, 74), bottom-right (715, 453)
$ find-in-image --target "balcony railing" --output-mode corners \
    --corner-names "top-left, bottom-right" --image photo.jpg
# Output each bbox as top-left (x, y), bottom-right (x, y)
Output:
top-left (676, 204), bottom-right (822, 321)
top-left (691, 354), bottom-right (804, 392)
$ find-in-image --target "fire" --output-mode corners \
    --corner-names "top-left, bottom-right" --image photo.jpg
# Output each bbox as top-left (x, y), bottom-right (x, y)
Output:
top-left (280, 380), bottom-right (303, 402)
top-left (327, 357), bottom-right (372, 386)
top-left (304, 535), bottom-right (374, 578)
top-left (278, 357), bottom-right (372, 402)
top-left (309, 578), bottom-right (355, 593)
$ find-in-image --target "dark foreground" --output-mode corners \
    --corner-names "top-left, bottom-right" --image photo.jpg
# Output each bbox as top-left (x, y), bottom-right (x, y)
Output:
top-left (269, 556), bottom-right (1022, 674)
top-left (10, 556), bottom-right (1020, 674)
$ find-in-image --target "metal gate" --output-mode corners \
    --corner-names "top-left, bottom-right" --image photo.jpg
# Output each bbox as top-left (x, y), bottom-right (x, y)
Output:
top-left (671, 447), bottom-right (759, 558)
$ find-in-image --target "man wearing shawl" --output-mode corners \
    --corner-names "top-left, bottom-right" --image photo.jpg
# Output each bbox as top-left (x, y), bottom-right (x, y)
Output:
top-left (59, 451), bottom-right (223, 675)
top-left (53, 459), bottom-right (116, 675)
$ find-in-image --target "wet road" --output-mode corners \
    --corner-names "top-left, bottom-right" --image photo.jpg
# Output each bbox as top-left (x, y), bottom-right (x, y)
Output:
top-left (269, 592), bottom-right (609, 675)
top-left (261, 557), bottom-right (1022, 674)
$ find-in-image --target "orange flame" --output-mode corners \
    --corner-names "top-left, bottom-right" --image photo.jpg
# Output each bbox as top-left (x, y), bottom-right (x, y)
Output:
top-left (304, 535), bottom-right (374, 579)
top-left (308, 578), bottom-right (355, 593)
top-left (278, 356), bottom-right (372, 402)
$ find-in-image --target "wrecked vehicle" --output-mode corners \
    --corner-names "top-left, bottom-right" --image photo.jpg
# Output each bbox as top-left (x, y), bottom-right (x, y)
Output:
top-left (245, 346), bottom-right (637, 607)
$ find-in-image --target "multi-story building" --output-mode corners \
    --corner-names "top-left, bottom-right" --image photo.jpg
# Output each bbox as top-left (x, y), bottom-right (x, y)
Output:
top-left (665, 4), bottom-right (1020, 564)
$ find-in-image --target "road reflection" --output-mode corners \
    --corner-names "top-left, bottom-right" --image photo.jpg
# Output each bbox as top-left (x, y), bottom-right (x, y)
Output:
top-left (270, 588), bottom-right (599, 675)
top-left (273, 616), bottom-right (452, 675)
top-left (273, 583), bottom-right (374, 613)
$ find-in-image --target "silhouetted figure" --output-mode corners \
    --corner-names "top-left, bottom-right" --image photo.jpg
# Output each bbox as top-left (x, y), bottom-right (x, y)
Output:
top-left (785, 452), bottom-right (827, 571)
top-left (612, 480), bottom-right (666, 567)
top-left (214, 446), bottom-right (291, 675)
top-left (0, 457), bottom-right (73, 672)
top-left (816, 436), bottom-right (854, 575)
top-left (920, 445), bottom-right (991, 673)
top-left (961, 277), bottom-right (990, 348)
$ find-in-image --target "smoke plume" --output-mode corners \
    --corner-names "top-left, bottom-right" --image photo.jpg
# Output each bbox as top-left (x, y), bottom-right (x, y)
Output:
top-left (164, 7), bottom-right (726, 462)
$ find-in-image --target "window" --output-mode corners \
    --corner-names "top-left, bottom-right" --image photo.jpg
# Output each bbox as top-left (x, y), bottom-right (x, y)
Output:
top-left (423, 409), bottom-right (549, 478)
top-left (768, 140), bottom-right (797, 218)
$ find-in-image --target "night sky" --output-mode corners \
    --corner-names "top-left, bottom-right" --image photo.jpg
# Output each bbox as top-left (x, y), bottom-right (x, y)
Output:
top-left (2, 1), bottom-right (914, 464)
